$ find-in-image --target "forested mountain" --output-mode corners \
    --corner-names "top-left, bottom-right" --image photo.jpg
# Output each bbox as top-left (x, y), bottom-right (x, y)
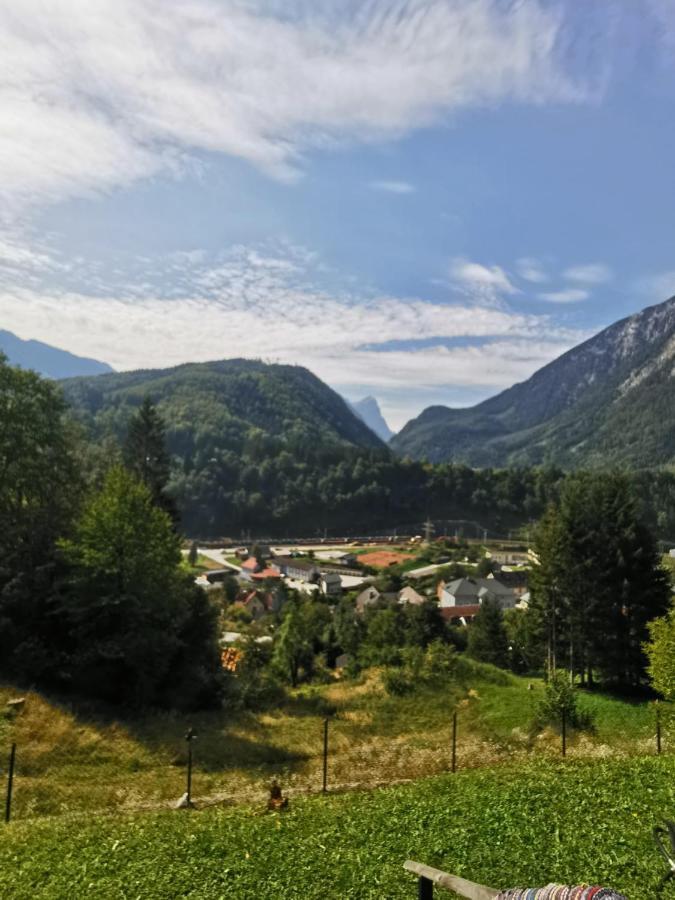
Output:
top-left (59, 356), bottom-right (675, 539)
top-left (62, 359), bottom-right (384, 451)
top-left (0, 329), bottom-right (112, 378)
top-left (347, 395), bottom-right (394, 442)
top-left (392, 295), bottom-right (675, 468)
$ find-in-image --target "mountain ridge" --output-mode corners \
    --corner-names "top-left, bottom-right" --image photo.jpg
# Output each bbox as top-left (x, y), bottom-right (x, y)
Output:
top-left (0, 329), bottom-right (113, 378)
top-left (391, 295), bottom-right (675, 468)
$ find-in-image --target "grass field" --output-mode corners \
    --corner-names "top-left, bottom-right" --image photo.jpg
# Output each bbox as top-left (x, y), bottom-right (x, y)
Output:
top-left (3, 755), bottom-right (675, 898)
top-left (0, 663), bottom-right (667, 823)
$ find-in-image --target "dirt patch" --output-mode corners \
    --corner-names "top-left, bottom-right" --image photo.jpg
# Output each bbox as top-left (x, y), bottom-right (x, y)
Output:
top-left (358, 550), bottom-right (415, 568)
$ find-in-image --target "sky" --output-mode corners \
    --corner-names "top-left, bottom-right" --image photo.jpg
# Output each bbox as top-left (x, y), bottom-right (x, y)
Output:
top-left (3, 1), bottom-right (675, 429)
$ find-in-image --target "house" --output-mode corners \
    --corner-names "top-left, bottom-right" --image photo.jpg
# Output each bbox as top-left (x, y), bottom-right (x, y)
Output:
top-left (251, 567), bottom-right (281, 582)
top-left (240, 557), bottom-right (261, 578)
top-left (440, 604), bottom-right (481, 625)
top-left (355, 586), bottom-right (398, 614)
top-left (233, 590), bottom-right (267, 620)
top-left (272, 555), bottom-right (320, 583)
top-left (487, 550), bottom-right (530, 566)
top-left (335, 552), bottom-right (358, 567)
top-left (437, 577), bottom-right (516, 611)
top-left (398, 586), bottom-right (426, 606)
top-left (205, 568), bottom-right (234, 584)
top-left (240, 557), bottom-right (281, 582)
top-left (320, 572), bottom-right (342, 598)
top-left (262, 585), bottom-right (287, 613)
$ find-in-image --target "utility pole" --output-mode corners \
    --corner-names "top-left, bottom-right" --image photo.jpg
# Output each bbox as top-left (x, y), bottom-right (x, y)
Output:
top-left (423, 518), bottom-right (435, 544)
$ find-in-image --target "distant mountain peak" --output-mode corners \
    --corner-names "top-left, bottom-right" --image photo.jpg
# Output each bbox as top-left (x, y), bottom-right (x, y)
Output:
top-left (347, 395), bottom-right (394, 442)
top-left (0, 330), bottom-right (113, 379)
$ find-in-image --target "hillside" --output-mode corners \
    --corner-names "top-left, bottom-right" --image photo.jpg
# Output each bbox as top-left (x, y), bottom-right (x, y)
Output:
top-left (392, 295), bottom-right (675, 467)
top-left (4, 758), bottom-right (671, 899)
top-left (61, 358), bottom-right (389, 535)
top-left (62, 359), bottom-right (383, 451)
top-left (0, 667), bottom-right (660, 822)
top-left (0, 329), bottom-right (112, 378)
top-left (1, 667), bottom-right (671, 898)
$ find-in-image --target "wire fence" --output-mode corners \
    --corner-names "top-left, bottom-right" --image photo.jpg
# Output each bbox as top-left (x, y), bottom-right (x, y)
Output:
top-left (2, 699), bottom-right (672, 825)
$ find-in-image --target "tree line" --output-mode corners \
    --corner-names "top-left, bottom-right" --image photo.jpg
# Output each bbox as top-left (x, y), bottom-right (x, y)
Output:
top-left (0, 360), bottom-right (223, 709)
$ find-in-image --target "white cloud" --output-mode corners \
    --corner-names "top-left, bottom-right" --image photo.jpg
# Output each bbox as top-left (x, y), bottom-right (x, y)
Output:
top-left (537, 288), bottom-right (590, 303)
top-left (0, 238), bottom-right (586, 426)
top-left (0, 0), bottom-right (590, 211)
top-left (516, 257), bottom-right (549, 283)
top-left (449, 258), bottom-right (518, 304)
top-left (563, 263), bottom-right (613, 284)
top-left (369, 180), bottom-right (416, 194)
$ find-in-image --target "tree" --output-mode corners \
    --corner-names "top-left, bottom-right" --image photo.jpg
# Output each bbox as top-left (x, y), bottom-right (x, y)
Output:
top-left (333, 598), bottom-right (363, 658)
top-left (124, 397), bottom-right (177, 523)
top-left (59, 466), bottom-right (221, 707)
top-left (188, 540), bottom-right (198, 567)
top-left (529, 473), bottom-right (671, 687)
top-left (645, 610), bottom-right (675, 700)
top-left (0, 356), bottom-right (82, 680)
top-left (476, 557), bottom-right (498, 577)
top-left (467, 600), bottom-right (509, 668)
top-left (272, 600), bottom-right (312, 687)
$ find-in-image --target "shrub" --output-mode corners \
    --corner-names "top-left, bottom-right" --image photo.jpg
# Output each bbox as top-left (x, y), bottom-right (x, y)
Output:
top-left (535, 671), bottom-right (594, 732)
top-left (383, 668), bottom-right (414, 696)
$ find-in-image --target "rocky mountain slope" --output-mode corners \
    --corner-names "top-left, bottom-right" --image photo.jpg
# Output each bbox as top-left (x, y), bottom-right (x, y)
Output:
top-left (391, 296), bottom-right (675, 468)
top-left (347, 396), bottom-right (394, 442)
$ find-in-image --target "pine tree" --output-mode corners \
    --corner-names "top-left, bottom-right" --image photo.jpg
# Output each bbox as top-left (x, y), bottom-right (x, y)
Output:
top-left (124, 397), bottom-right (177, 523)
top-left (529, 473), bottom-right (671, 687)
top-left (467, 599), bottom-right (509, 668)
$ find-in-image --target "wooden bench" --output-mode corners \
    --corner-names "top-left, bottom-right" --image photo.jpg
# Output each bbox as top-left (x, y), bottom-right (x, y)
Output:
top-left (404, 860), bottom-right (499, 899)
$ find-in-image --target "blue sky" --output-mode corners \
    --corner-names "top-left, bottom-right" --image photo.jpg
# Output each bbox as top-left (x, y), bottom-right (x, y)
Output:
top-left (3, 1), bottom-right (675, 428)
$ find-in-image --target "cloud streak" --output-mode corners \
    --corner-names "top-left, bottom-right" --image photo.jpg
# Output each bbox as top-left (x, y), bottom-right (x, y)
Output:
top-left (0, 0), bottom-right (591, 211)
top-left (369, 180), bottom-right (416, 194)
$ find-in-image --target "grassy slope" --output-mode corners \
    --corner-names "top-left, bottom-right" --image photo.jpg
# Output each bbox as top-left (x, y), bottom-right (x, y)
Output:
top-left (3, 756), bottom-right (675, 898)
top-left (0, 667), bottom-right (664, 823)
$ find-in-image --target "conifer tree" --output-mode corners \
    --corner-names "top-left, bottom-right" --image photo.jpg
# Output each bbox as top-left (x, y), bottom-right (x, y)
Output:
top-left (467, 599), bottom-right (510, 668)
top-left (124, 397), bottom-right (177, 523)
top-left (529, 473), bottom-right (670, 686)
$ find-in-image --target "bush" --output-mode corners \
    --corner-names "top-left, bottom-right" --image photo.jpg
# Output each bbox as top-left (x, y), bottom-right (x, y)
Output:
top-left (535, 671), bottom-right (594, 732)
top-left (383, 668), bottom-right (415, 696)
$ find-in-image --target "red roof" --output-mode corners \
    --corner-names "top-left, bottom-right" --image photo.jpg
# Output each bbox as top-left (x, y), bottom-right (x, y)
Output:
top-left (440, 604), bottom-right (481, 621)
top-left (251, 567), bottom-right (281, 580)
top-left (241, 557), bottom-right (259, 571)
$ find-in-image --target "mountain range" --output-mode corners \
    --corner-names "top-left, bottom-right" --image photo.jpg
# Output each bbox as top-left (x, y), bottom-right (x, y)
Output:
top-left (391, 295), bottom-right (675, 469)
top-left (10, 292), bottom-right (675, 473)
top-left (0, 329), bottom-right (112, 378)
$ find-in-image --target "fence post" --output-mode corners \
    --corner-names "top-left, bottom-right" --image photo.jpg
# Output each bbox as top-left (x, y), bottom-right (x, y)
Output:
top-left (451, 712), bottom-right (457, 773)
top-left (656, 702), bottom-right (662, 756)
top-left (418, 875), bottom-right (434, 899)
top-left (561, 706), bottom-right (567, 758)
top-left (322, 718), bottom-right (329, 793)
top-left (185, 728), bottom-right (196, 806)
top-left (4, 743), bottom-right (16, 824)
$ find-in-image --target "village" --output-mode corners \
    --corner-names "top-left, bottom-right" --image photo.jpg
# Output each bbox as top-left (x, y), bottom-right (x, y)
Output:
top-left (186, 536), bottom-right (532, 658)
